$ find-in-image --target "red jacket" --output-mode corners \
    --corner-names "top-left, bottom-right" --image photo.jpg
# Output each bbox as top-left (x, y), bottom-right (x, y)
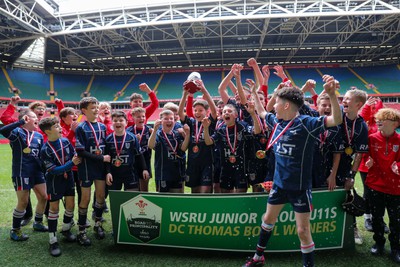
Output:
top-left (127, 91), bottom-right (159, 127)
top-left (358, 99), bottom-right (384, 172)
top-left (365, 131), bottom-right (400, 195)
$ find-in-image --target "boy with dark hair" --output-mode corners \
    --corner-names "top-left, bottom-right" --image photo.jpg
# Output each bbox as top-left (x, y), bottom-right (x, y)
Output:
top-left (148, 110), bottom-right (190, 193)
top-left (178, 80), bottom-right (217, 193)
top-left (75, 97), bottom-right (110, 245)
top-left (127, 107), bottom-right (153, 192)
top-left (39, 117), bottom-right (81, 256)
top-left (336, 88), bottom-right (368, 245)
top-left (105, 111), bottom-right (149, 191)
top-left (365, 108), bottom-right (400, 263)
top-left (127, 83), bottom-right (159, 127)
top-left (202, 101), bottom-right (261, 193)
top-left (0, 109), bottom-right (48, 241)
top-left (243, 75), bottom-right (342, 267)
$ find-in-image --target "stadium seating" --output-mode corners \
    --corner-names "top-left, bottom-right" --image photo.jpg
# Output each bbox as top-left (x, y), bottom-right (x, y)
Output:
top-left (1, 65), bottom-right (399, 101)
top-left (5, 69), bottom-right (50, 99)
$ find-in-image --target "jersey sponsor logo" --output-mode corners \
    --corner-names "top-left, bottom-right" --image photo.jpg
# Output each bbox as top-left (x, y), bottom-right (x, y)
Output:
top-left (276, 143), bottom-right (295, 156)
top-left (359, 144), bottom-right (368, 151)
top-left (112, 155), bottom-right (129, 165)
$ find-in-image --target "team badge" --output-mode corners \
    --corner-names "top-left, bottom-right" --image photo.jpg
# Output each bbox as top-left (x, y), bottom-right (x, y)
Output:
top-left (394, 145), bottom-right (399, 152)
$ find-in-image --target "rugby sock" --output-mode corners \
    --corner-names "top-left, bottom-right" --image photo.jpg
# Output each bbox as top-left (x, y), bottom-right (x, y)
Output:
top-left (254, 222), bottom-right (274, 258)
top-left (78, 207), bottom-right (88, 232)
top-left (48, 211), bottom-right (59, 233)
top-left (34, 212), bottom-right (44, 223)
top-left (301, 242), bottom-right (315, 267)
top-left (62, 209), bottom-right (74, 231)
top-left (12, 209), bottom-right (25, 229)
top-left (49, 232), bottom-right (57, 244)
top-left (94, 201), bottom-right (104, 222)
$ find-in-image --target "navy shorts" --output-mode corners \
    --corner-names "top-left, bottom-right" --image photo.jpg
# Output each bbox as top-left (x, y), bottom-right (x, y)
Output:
top-left (109, 176), bottom-right (139, 191)
top-left (268, 184), bottom-right (313, 213)
top-left (219, 164), bottom-right (248, 190)
top-left (157, 180), bottom-right (183, 192)
top-left (185, 163), bottom-right (213, 188)
top-left (13, 173), bottom-right (46, 191)
top-left (46, 174), bottom-right (75, 201)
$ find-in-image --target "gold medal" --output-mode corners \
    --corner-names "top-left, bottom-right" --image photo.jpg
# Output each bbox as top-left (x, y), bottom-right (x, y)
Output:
top-left (344, 146), bottom-right (353, 155)
top-left (23, 147), bottom-right (31, 154)
top-left (95, 149), bottom-right (102, 155)
top-left (229, 155), bottom-right (236, 164)
top-left (259, 137), bottom-right (267, 144)
top-left (63, 172), bottom-right (68, 179)
top-left (192, 145), bottom-right (199, 153)
top-left (256, 150), bottom-right (266, 159)
top-left (114, 159), bottom-right (122, 167)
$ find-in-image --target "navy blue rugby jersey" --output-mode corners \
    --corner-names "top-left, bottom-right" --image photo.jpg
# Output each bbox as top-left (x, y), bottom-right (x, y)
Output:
top-left (105, 131), bottom-right (141, 178)
top-left (75, 121), bottom-right (107, 180)
top-left (336, 114), bottom-right (368, 178)
top-left (264, 113), bottom-right (327, 190)
top-left (0, 120), bottom-right (44, 178)
top-left (41, 137), bottom-right (76, 179)
top-left (153, 129), bottom-right (186, 182)
top-left (183, 116), bottom-right (216, 162)
top-left (211, 121), bottom-right (255, 171)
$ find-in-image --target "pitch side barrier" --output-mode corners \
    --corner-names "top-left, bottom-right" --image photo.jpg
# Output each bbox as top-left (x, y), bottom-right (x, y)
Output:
top-left (109, 189), bottom-right (354, 252)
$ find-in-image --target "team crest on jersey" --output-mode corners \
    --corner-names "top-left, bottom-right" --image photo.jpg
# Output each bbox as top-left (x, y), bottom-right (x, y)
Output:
top-left (394, 145), bottom-right (399, 152)
top-left (66, 147), bottom-right (70, 154)
top-left (24, 178), bottom-right (29, 185)
top-left (126, 142), bottom-right (130, 149)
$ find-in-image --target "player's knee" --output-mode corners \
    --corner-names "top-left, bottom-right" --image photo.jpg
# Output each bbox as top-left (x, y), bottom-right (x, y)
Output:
top-left (297, 225), bottom-right (311, 238)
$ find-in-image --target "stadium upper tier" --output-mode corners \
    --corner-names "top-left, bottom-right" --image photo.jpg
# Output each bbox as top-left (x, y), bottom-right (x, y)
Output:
top-left (1, 65), bottom-right (399, 101)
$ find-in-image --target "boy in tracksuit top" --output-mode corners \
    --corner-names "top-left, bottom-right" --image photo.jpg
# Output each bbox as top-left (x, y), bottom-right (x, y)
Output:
top-left (365, 108), bottom-right (400, 263)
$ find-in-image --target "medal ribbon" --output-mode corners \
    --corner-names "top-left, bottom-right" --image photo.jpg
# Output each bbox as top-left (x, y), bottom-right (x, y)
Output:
top-left (162, 130), bottom-right (178, 154)
top-left (134, 125), bottom-right (145, 143)
top-left (87, 121), bottom-right (101, 150)
top-left (266, 117), bottom-right (296, 151)
top-left (215, 120), bottom-right (224, 130)
top-left (319, 130), bottom-right (328, 149)
top-left (194, 120), bottom-right (203, 144)
top-left (226, 124), bottom-right (237, 155)
top-left (113, 132), bottom-right (126, 158)
top-left (48, 139), bottom-right (65, 165)
top-left (344, 116), bottom-right (356, 146)
top-left (23, 129), bottom-right (35, 148)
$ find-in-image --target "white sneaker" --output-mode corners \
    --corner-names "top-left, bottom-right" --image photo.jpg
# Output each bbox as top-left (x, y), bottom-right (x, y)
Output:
top-left (354, 227), bottom-right (363, 245)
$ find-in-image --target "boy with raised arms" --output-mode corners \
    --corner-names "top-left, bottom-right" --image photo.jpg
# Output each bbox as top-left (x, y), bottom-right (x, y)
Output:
top-left (178, 79), bottom-right (217, 193)
top-left (243, 75), bottom-right (342, 267)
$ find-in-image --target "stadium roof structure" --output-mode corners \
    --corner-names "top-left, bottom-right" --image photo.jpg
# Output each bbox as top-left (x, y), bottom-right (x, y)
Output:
top-left (0, 0), bottom-right (399, 74)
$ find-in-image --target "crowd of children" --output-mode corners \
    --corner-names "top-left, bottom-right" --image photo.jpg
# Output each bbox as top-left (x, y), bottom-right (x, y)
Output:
top-left (1, 60), bottom-right (399, 266)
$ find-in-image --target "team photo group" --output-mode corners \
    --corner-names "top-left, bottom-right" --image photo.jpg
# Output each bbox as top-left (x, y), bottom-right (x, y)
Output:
top-left (1, 58), bottom-right (400, 267)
